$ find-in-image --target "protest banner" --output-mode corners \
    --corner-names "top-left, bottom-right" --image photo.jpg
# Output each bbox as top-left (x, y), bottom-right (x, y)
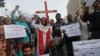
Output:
top-left (40, 54), bottom-right (49, 56)
top-left (4, 25), bottom-right (26, 39)
top-left (60, 23), bottom-right (81, 37)
top-left (20, 11), bottom-right (33, 22)
top-left (84, 0), bottom-right (96, 6)
top-left (73, 39), bottom-right (100, 56)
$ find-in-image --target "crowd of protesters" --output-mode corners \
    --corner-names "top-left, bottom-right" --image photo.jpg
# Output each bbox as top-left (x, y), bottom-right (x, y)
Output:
top-left (0, 0), bottom-right (99, 56)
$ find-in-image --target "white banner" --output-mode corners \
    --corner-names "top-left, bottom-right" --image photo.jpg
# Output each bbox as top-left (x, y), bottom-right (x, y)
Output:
top-left (40, 54), bottom-right (49, 56)
top-left (60, 23), bottom-right (81, 37)
top-left (84, 0), bottom-right (96, 6)
top-left (20, 11), bottom-right (33, 22)
top-left (73, 39), bottom-right (100, 56)
top-left (4, 25), bottom-right (26, 39)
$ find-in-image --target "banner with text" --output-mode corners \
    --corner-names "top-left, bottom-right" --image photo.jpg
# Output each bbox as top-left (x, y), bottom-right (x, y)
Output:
top-left (60, 23), bottom-right (81, 37)
top-left (4, 25), bottom-right (26, 39)
top-left (73, 39), bottom-right (100, 56)
top-left (84, 0), bottom-right (96, 6)
top-left (40, 54), bottom-right (49, 56)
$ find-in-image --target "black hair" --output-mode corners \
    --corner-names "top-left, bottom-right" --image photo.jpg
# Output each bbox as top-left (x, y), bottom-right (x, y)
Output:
top-left (32, 15), bottom-right (40, 20)
top-left (22, 44), bottom-right (33, 52)
top-left (19, 15), bottom-right (25, 19)
top-left (4, 18), bottom-right (13, 24)
top-left (19, 15), bottom-right (22, 19)
top-left (93, 1), bottom-right (100, 7)
top-left (41, 17), bottom-right (47, 26)
top-left (56, 13), bottom-right (61, 17)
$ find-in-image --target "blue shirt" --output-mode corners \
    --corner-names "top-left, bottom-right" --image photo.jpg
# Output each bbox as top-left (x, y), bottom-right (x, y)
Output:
top-left (15, 21), bottom-right (30, 42)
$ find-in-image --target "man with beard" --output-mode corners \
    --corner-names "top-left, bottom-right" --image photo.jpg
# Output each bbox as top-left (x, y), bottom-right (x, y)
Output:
top-left (83, 1), bottom-right (100, 39)
top-left (52, 13), bottom-right (66, 56)
top-left (22, 44), bottom-right (36, 56)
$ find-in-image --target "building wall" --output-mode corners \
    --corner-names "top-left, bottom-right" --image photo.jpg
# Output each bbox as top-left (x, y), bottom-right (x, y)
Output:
top-left (67, 0), bottom-right (83, 19)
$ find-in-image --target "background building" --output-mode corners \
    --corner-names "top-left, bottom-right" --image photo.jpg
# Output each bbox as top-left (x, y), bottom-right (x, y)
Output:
top-left (67, 0), bottom-right (84, 19)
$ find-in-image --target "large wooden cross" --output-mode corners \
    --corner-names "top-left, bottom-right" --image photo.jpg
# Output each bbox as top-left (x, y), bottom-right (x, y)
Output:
top-left (35, 1), bottom-right (57, 22)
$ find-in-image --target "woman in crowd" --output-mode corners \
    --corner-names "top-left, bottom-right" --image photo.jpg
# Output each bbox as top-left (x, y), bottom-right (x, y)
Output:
top-left (31, 16), bottom-right (52, 56)
top-left (15, 15), bottom-right (31, 56)
top-left (5, 17), bottom-right (17, 56)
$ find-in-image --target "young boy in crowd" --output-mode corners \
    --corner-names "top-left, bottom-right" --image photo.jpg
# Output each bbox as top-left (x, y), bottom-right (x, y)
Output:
top-left (22, 43), bottom-right (36, 56)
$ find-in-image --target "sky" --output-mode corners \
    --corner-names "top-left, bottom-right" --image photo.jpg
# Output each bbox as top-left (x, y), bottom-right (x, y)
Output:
top-left (0, 0), bottom-right (69, 21)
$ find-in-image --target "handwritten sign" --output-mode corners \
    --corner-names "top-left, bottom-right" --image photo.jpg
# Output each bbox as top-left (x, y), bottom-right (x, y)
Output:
top-left (84, 0), bottom-right (96, 6)
top-left (73, 39), bottom-right (100, 56)
top-left (60, 23), bottom-right (81, 37)
top-left (40, 54), bottom-right (49, 56)
top-left (4, 25), bottom-right (26, 39)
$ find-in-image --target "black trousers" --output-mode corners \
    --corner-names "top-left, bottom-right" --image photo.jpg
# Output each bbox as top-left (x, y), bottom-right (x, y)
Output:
top-left (91, 31), bottom-right (100, 39)
top-left (66, 36), bottom-right (80, 56)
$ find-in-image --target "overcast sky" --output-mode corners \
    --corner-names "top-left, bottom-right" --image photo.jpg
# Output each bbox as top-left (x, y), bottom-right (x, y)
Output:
top-left (0, 0), bottom-right (68, 21)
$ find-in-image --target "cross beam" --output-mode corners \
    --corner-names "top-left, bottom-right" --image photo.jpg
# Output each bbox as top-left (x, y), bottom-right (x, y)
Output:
top-left (35, 1), bottom-right (57, 23)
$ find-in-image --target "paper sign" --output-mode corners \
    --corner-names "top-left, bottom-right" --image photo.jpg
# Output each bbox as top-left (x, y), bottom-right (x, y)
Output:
top-left (60, 23), bottom-right (81, 37)
top-left (84, 0), bottom-right (96, 6)
top-left (73, 39), bottom-right (100, 56)
top-left (20, 11), bottom-right (33, 22)
top-left (40, 54), bottom-right (49, 56)
top-left (4, 25), bottom-right (26, 39)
